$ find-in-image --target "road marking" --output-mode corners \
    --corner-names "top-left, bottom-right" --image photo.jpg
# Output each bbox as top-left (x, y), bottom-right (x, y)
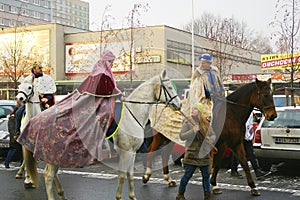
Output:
top-left (56, 169), bottom-right (300, 196)
top-left (1, 165), bottom-right (299, 196)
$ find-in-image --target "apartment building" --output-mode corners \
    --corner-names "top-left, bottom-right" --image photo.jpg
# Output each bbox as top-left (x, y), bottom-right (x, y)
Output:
top-left (0, 0), bottom-right (89, 30)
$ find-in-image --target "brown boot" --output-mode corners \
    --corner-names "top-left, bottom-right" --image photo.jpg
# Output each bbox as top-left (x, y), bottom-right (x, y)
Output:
top-left (204, 191), bottom-right (211, 200)
top-left (176, 189), bottom-right (186, 200)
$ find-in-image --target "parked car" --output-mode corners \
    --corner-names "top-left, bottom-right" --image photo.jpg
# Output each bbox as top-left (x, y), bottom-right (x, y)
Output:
top-left (0, 118), bottom-right (10, 157)
top-left (0, 100), bottom-right (16, 158)
top-left (0, 100), bottom-right (16, 118)
top-left (273, 95), bottom-right (292, 107)
top-left (181, 89), bottom-right (190, 100)
top-left (253, 106), bottom-right (300, 171)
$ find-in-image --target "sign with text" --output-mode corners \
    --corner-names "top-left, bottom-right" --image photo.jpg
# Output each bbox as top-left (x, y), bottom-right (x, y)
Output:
top-left (65, 42), bottom-right (132, 76)
top-left (261, 53), bottom-right (300, 70)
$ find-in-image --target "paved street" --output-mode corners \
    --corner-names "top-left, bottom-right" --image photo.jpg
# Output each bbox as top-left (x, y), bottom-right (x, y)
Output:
top-left (1, 155), bottom-right (300, 200)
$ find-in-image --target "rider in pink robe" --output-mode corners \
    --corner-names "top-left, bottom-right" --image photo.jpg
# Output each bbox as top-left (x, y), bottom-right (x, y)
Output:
top-left (18, 50), bottom-right (123, 167)
top-left (77, 50), bottom-right (122, 96)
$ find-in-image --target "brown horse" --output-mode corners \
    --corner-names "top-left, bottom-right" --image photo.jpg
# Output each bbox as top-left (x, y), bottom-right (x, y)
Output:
top-left (210, 78), bottom-right (277, 196)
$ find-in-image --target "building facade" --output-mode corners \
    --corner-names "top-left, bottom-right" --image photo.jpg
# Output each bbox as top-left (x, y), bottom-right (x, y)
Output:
top-left (0, 23), bottom-right (278, 96)
top-left (51, 0), bottom-right (89, 30)
top-left (0, 0), bottom-right (89, 30)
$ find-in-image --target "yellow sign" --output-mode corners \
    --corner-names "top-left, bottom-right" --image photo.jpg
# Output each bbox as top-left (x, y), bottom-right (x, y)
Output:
top-left (261, 53), bottom-right (300, 70)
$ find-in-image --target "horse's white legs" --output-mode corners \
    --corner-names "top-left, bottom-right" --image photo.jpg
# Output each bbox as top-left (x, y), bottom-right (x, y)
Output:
top-left (53, 173), bottom-right (66, 200)
top-left (116, 171), bottom-right (125, 200)
top-left (127, 153), bottom-right (137, 200)
top-left (142, 167), bottom-right (152, 183)
top-left (44, 164), bottom-right (65, 200)
top-left (163, 174), bottom-right (176, 187)
top-left (24, 168), bottom-right (34, 188)
top-left (15, 161), bottom-right (25, 179)
top-left (116, 150), bottom-right (137, 200)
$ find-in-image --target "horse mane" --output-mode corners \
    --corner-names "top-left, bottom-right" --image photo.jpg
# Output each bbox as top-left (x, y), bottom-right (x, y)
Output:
top-left (227, 82), bottom-right (256, 101)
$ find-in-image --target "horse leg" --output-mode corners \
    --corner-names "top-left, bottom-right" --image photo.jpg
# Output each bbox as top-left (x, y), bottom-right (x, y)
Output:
top-left (126, 151), bottom-right (137, 200)
top-left (161, 140), bottom-right (176, 187)
top-left (116, 171), bottom-right (125, 200)
top-left (15, 161), bottom-right (25, 179)
top-left (142, 130), bottom-right (161, 184)
top-left (44, 164), bottom-right (61, 200)
top-left (234, 143), bottom-right (260, 196)
top-left (116, 150), bottom-right (136, 200)
top-left (210, 143), bottom-right (227, 194)
top-left (53, 170), bottom-right (66, 200)
top-left (23, 146), bottom-right (39, 189)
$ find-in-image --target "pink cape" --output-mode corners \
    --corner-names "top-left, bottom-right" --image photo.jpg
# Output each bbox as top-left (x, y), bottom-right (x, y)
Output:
top-left (18, 90), bottom-right (114, 167)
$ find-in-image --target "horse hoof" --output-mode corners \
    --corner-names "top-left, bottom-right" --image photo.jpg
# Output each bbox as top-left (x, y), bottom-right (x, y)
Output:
top-left (212, 186), bottom-right (222, 194)
top-left (168, 181), bottom-right (177, 187)
top-left (24, 182), bottom-right (36, 189)
top-left (142, 175), bottom-right (149, 184)
top-left (15, 174), bottom-right (23, 179)
top-left (251, 188), bottom-right (261, 196)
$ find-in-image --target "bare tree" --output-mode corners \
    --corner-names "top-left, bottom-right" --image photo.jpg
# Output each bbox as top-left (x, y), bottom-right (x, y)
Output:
top-left (270, 0), bottom-right (300, 105)
top-left (183, 12), bottom-right (272, 81)
top-left (0, 4), bottom-right (41, 90)
top-left (0, 29), bottom-right (34, 89)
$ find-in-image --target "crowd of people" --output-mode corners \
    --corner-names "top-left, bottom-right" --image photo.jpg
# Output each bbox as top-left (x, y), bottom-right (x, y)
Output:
top-left (2, 51), bottom-right (268, 200)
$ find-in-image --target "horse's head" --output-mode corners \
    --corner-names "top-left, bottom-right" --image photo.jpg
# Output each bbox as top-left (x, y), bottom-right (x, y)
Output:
top-left (16, 82), bottom-right (34, 104)
top-left (157, 70), bottom-right (181, 110)
top-left (254, 78), bottom-right (277, 121)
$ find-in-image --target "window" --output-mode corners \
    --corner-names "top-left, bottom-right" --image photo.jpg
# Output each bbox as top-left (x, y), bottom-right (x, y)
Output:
top-left (33, 11), bottom-right (40, 18)
top-left (21, 9), bottom-right (29, 16)
top-left (33, 0), bottom-right (40, 5)
top-left (41, 0), bottom-right (50, 8)
top-left (0, 4), bottom-right (3, 11)
top-left (43, 14), bottom-right (50, 21)
top-left (10, 6), bottom-right (18, 14)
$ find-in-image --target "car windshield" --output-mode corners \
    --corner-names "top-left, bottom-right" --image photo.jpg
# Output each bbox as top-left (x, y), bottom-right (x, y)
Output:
top-left (273, 96), bottom-right (291, 107)
top-left (0, 105), bottom-right (14, 118)
top-left (262, 109), bottom-right (300, 128)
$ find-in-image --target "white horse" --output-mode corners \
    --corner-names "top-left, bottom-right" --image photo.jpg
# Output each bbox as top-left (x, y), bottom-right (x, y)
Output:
top-left (19, 70), bottom-right (181, 200)
top-left (15, 82), bottom-right (42, 187)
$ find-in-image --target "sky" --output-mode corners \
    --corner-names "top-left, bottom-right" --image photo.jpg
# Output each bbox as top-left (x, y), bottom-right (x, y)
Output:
top-left (82, 0), bottom-right (278, 39)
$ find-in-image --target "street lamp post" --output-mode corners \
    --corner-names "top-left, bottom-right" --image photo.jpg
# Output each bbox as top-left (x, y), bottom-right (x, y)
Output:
top-left (191, 0), bottom-right (195, 73)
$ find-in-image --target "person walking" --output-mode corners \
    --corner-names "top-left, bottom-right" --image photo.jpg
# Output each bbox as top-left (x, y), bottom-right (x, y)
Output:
top-left (230, 113), bottom-right (268, 180)
top-left (3, 101), bottom-right (24, 168)
top-left (176, 103), bottom-right (211, 200)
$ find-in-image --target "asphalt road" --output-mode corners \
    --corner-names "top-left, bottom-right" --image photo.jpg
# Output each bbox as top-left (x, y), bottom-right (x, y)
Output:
top-left (0, 156), bottom-right (300, 200)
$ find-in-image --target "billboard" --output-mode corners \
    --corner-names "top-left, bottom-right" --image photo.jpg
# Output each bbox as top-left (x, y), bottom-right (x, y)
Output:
top-left (0, 30), bottom-right (50, 75)
top-left (65, 42), bottom-right (132, 76)
top-left (261, 53), bottom-right (300, 70)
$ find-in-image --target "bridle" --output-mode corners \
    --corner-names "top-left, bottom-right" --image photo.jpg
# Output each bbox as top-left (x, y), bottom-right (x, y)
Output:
top-left (124, 77), bottom-right (180, 128)
top-left (157, 77), bottom-right (179, 109)
top-left (124, 77), bottom-right (179, 107)
top-left (17, 85), bottom-right (34, 103)
top-left (256, 89), bottom-right (275, 112)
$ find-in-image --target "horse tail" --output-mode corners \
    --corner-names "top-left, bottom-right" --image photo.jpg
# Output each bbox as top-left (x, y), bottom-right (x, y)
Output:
top-left (23, 146), bottom-right (40, 187)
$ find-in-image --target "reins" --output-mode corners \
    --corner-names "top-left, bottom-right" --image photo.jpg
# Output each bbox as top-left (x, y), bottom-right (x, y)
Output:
top-left (123, 77), bottom-right (179, 129)
top-left (177, 109), bottom-right (218, 153)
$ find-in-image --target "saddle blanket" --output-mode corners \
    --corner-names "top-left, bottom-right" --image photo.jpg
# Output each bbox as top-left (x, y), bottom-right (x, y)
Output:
top-left (149, 104), bottom-right (185, 147)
